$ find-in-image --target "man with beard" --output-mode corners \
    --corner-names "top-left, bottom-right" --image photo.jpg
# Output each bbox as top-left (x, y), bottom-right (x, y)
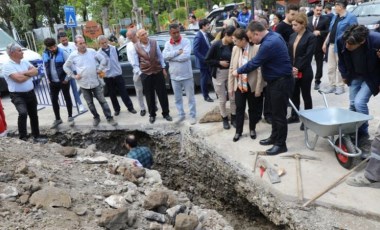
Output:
top-left (43, 38), bottom-right (74, 128)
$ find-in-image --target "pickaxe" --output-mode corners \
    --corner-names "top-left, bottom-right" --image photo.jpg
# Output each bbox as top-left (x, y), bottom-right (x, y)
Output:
top-left (281, 153), bottom-right (320, 201)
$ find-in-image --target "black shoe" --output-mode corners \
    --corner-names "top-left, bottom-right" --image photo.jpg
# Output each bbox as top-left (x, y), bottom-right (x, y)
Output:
top-left (300, 123), bottom-right (304, 131)
top-left (33, 136), bottom-right (48, 144)
top-left (222, 116), bottom-right (230, 129)
top-left (204, 97), bottom-right (214, 102)
top-left (129, 109), bottom-right (137, 114)
top-left (140, 110), bottom-right (146, 116)
top-left (287, 116), bottom-right (300, 124)
top-left (164, 115), bottom-right (172, 121)
top-left (233, 133), bottom-right (241, 142)
top-left (259, 137), bottom-right (275, 146)
top-left (265, 117), bottom-right (272, 124)
top-left (250, 130), bottom-right (257, 139)
top-left (314, 83), bottom-right (320, 90)
top-left (266, 145), bottom-right (287, 156)
top-left (149, 116), bottom-right (156, 124)
top-left (114, 111), bottom-right (120, 116)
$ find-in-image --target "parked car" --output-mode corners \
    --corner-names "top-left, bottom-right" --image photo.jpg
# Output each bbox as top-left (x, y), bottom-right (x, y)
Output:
top-left (0, 28), bottom-right (44, 94)
top-left (351, 1), bottom-right (380, 32)
top-left (206, 3), bottom-right (240, 35)
top-left (116, 30), bottom-right (202, 91)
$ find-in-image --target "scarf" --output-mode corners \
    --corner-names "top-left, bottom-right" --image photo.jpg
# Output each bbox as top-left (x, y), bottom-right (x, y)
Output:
top-left (170, 35), bottom-right (182, 45)
top-left (237, 46), bottom-right (249, 92)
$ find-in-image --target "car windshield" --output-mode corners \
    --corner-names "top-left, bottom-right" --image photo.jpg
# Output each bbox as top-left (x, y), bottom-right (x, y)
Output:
top-left (0, 30), bottom-right (17, 51)
top-left (352, 4), bottom-right (380, 17)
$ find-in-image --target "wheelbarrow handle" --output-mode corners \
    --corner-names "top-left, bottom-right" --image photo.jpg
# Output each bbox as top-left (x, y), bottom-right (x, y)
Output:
top-left (318, 90), bottom-right (329, 108)
top-left (288, 99), bottom-right (300, 116)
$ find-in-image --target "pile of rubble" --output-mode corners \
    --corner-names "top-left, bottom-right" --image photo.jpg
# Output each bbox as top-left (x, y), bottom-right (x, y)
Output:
top-left (0, 137), bottom-right (233, 230)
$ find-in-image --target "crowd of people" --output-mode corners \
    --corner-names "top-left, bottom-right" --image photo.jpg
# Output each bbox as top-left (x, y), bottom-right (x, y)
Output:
top-left (1, 1), bottom-right (380, 186)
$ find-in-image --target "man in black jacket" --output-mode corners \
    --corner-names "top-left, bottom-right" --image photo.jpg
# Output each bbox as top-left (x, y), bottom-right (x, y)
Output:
top-left (307, 4), bottom-right (331, 90)
top-left (337, 25), bottom-right (380, 149)
top-left (43, 38), bottom-right (74, 128)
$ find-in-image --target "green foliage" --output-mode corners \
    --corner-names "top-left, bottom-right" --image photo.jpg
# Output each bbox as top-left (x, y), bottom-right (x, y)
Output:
top-left (158, 11), bottom-right (171, 30)
top-left (194, 9), bottom-right (207, 20)
top-left (173, 7), bottom-right (187, 24)
top-left (9, 0), bottom-right (32, 31)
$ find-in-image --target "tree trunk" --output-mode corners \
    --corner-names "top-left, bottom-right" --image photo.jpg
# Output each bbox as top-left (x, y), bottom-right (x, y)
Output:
top-left (255, 0), bottom-right (262, 11)
top-left (149, 0), bottom-right (160, 32)
top-left (82, 7), bottom-right (88, 22)
top-left (101, 6), bottom-right (110, 36)
top-left (132, 0), bottom-right (143, 29)
top-left (28, 0), bottom-right (38, 28)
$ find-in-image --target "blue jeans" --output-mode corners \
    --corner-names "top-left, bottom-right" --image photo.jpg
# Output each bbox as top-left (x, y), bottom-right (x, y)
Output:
top-left (349, 79), bottom-right (372, 136)
top-left (81, 85), bottom-right (112, 119)
top-left (171, 78), bottom-right (196, 119)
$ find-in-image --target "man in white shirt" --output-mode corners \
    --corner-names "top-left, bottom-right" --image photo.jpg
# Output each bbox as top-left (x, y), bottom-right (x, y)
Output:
top-left (126, 29), bottom-right (147, 117)
top-left (2, 43), bottom-right (46, 143)
top-left (97, 35), bottom-right (137, 116)
top-left (188, 15), bottom-right (199, 30)
top-left (63, 35), bottom-right (117, 127)
top-left (57, 32), bottom-right (86, 113)
top-left (163, 24), bottom-right (196, 125)
top-left (131, 29), bottom-right (172, 124)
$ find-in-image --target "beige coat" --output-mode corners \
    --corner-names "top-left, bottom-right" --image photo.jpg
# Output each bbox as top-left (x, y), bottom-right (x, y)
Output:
top-left (228, 44), bottom-right (265, 95)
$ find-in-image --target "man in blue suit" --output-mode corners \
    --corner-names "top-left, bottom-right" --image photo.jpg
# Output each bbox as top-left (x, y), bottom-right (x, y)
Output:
top-left (193, 19), bottom-right (214, 102)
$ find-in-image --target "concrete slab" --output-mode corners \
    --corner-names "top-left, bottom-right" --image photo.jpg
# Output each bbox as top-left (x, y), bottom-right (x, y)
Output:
top-left (1, 62), bottom-right (380, 227)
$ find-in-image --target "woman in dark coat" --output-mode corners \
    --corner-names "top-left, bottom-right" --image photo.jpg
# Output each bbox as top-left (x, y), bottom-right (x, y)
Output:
top-left (205, 26), bottom-right (236, 130)
top-left (287, 13), bottom-right (316, 130)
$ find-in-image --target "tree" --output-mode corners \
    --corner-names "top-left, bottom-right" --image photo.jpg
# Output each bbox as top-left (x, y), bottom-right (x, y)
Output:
top-left (0, 0), bottom-right (13, 32)
top-left (8, 0), bottom-right (32, 31)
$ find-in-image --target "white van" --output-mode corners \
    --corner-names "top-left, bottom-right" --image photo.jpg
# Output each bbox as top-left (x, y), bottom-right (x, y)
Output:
top-left (0, 28), bottom-right (43, 93)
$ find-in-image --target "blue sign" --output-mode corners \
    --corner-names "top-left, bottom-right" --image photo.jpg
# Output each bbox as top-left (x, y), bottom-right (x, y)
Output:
top-left (64, 5), bottom-right (77, 28)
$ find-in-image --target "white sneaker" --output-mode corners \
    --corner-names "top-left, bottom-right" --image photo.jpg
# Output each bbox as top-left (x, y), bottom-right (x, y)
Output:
top-left (335, 86), bottom-right (345, 95)
top-left (322, 86), bottom-right (336, 94)
top-left (78, 104), bottom-right (86, 113)
top-left (189, 118), bottom-right (197, 125)
top-left (68, 117), bottom-right (75, 127)
top-left (175, 116), bottom-right (185, 124)
top-left (0, 130), bottom-right (8, 137)
top-left (50, 119), bottom-right (63, 129)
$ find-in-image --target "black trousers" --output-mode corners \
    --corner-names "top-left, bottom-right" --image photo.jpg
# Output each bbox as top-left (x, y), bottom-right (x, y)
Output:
top-left (267, 77), bottom-right (294, 146)
top-left (235, 85), bottom-right (263, 135)
top-left (49, 81), bottom-right (73, 120)
top-left (263, 86), bottom-right (272, 119)
top-left (10, 90), bottom-right (40, 139)
top-left (314, 50), bottom-right (324, 84)
top-left (104, 75), bottom-right (134, 112)
top-left (290, 72), bottom-right (313, 117)
top-left (141, 71), bottom-right (170, 117)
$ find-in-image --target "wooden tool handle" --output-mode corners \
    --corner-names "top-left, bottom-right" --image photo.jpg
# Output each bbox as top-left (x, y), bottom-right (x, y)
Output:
top-left (296, 156), bottom-right (303, 201)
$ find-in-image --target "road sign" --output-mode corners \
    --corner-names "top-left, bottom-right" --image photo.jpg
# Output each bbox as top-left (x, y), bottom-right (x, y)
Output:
top-left (64, 5), bottom-right (77, 28)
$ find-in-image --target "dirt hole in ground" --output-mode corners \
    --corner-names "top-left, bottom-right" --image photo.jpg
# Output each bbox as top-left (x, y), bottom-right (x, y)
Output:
top-left (49, 129), bottom-right (282, 230)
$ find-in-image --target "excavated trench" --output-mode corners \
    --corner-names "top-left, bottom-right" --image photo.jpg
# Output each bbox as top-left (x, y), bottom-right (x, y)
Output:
top-left (49, 129), bottom-right (283, 230)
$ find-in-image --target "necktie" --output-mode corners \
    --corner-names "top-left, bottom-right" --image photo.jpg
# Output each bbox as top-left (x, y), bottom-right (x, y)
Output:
top-left (313, 17), bottom-right (318, 29)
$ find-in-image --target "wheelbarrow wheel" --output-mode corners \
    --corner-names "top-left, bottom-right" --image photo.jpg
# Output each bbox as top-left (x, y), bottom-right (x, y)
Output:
top-left (334, 136), bottom-right (362, 169)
